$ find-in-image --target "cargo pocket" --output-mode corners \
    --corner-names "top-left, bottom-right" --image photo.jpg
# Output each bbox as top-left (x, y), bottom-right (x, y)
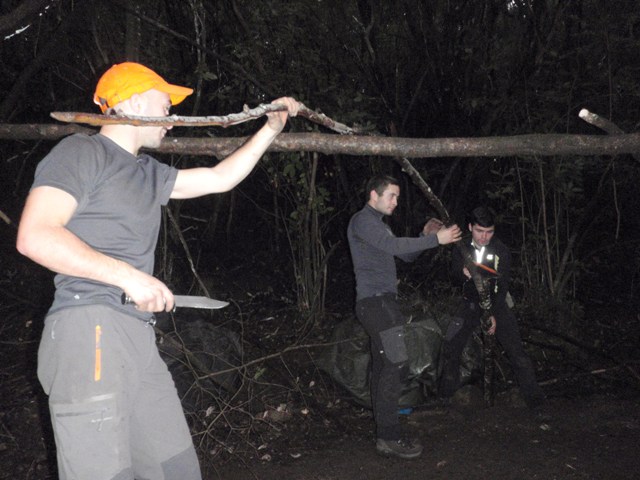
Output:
top-left (50, 394), bottom-right (127, 479)
top-left (379, 325), bottom-right (408, 364)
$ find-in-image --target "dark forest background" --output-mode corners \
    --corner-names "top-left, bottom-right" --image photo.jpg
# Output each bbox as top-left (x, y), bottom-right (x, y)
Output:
top-left (2, 0), bottom-right (639, 315)
top-left (1, 0), bottom-right (640, 475)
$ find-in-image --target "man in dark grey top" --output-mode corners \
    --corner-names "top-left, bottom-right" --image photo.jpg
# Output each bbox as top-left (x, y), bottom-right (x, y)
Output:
top-left (17, 62), bottom-right (300, 480)
top-left (347, 174), bottom-right (461, 459)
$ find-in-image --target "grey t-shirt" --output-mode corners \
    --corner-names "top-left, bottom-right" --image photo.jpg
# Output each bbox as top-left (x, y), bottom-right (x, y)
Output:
top-left (31, 133), bottom-right (178, 320)
top-left (347, 204), bottom-right (439, 301)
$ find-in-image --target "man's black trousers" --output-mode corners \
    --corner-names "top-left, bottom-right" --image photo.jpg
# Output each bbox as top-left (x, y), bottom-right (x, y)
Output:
top-left (356, 294), bottom-right (408, 441)
top-left (440, 301), bottom-right (545, 407)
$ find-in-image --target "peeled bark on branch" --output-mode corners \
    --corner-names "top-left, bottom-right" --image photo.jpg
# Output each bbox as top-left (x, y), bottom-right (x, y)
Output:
top-left (50, 102), bottom-right (360, 135)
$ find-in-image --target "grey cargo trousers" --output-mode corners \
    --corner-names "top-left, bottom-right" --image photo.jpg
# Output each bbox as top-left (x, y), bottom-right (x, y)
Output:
top-left (38, 305), bottom-right (201, 480)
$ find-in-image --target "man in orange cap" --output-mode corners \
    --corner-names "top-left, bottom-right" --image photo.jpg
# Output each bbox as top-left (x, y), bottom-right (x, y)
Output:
top-left (16, 62), bottom-right (300, 480)
top-left (93, 62), bottom-right (194, 115)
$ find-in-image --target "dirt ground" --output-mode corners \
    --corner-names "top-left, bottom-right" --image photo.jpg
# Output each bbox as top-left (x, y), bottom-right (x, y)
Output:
top-left (1, 332), bottom-right (639, 480)
top-left (4, 387), bottom-right (639, 480)
top-left (1, 261), bottom-right (639, 479)
top-left (210, 392), bottom-right (640, 480)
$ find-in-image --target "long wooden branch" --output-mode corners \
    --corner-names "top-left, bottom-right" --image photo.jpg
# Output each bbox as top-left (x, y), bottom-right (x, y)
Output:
top-left (4, 124), bottom-right (640, 159)
top-left (50, 102), bottom-right (361, 135)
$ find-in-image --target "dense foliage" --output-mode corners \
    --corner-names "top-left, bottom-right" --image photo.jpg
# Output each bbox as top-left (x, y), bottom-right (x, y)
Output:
top-left (2, 0), bottom-right (639, 309)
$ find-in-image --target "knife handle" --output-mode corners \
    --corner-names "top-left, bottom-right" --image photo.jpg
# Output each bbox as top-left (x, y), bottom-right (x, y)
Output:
top-left (121, 292), bottom-right (174, 312)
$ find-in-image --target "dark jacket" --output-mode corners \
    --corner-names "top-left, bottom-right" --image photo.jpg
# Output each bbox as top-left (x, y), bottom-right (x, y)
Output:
top-left (452, 236), bottom-right (512, 315)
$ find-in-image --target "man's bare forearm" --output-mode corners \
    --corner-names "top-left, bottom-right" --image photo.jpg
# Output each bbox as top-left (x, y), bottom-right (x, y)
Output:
top-left (17, 224), bottom-right (135, 290)
top-left (171, 122), bottom-right (281, 199)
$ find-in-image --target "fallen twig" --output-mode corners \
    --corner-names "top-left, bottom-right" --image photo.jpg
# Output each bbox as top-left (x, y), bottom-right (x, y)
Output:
top-left (538, 363), bottom-right (640, 386)
top-left (197, 337), bottom-right (361, 380)
top-left (530, 324), bottom-right (640, 384)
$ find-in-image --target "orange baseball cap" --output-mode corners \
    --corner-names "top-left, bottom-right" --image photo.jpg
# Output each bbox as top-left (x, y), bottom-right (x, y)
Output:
top-left (93, 62), bottom-right (193, 113)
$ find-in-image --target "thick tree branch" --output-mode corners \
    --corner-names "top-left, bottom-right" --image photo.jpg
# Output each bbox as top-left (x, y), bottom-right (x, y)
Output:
top-left (3, 123), bottom-right (640, 160)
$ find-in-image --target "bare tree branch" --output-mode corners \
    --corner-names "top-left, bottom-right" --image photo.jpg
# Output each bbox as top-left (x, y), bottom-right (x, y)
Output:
top-left (50, 102), bottom-right (361, 135)
top-left (0, 0), bottom-right (55, 38)
top-left (0, 208), bottom-right (15, 227)
top-left (579, 108), bottom-right (624, 135)
top-left (579, 108), bottom-right (640, 163)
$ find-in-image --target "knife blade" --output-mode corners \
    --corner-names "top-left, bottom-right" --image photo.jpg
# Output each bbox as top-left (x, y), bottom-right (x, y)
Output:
top-left (173, 295), bottom-right (229, 309)
top-left (121, 293), bottom-right (229, 310)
